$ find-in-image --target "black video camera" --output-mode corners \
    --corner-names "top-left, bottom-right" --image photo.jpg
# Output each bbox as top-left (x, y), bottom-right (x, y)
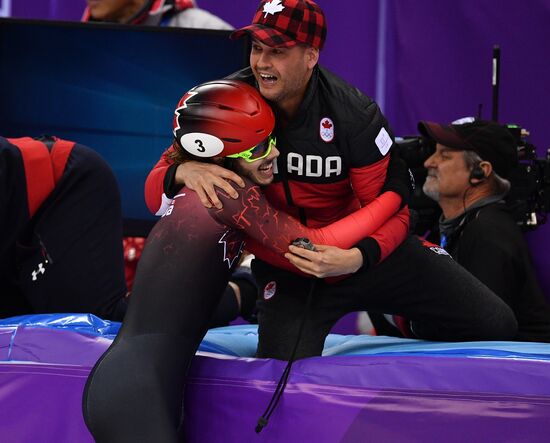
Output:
top-left (505, 125), bottom-right (550, 229)
top-left (394, 125), bottom-right (550, 234)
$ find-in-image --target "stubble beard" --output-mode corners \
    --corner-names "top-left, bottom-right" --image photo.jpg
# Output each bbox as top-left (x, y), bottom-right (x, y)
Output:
top-left (423, 179), bottom-right (440, 202)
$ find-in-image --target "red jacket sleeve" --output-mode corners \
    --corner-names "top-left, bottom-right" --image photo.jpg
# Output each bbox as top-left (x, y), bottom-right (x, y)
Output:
top-left (349, 156), bottom-right (410, 265)
top-left (144, 147), bottom-right (176, 215)
top-left (209, 179), bottom-right (402, 276)
top-left (367, 206), bottom-right (409, 261)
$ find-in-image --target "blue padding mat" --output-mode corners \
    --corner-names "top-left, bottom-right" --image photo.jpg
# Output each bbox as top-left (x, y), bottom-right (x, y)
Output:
top-left (0, 313), bottom-right (121, 337)
top-left (2, 314), bottom-right (549, 361)
top-left (203, 324), bottom-right (550, 360)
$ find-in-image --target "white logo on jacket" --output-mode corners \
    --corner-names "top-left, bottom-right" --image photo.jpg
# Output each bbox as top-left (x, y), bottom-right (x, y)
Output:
top-left (287, 153), bottom-right (342, 177)
top-left (429, 246), bottom-right (450, 256)
top-left (375, 127), bottom-right (392, 155)
top-left (31, 262), bottom-right (47, 281)
top-left (319, 117), bottom-right (334, 142)
top-left (263, 281), bottom-right (277, 300)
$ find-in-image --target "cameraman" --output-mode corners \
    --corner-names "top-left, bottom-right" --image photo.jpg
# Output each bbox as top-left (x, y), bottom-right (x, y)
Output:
top-left (420, 118), bottom-right (550, 343)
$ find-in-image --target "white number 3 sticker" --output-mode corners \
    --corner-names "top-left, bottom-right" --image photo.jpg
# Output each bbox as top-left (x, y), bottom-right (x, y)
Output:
top-left (179, 132), bottom-right (224, 157)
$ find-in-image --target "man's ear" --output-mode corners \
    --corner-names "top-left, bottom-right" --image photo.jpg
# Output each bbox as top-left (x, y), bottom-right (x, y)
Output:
top-left (306, 46), bottom-right (319, 69)
top-left (479, 161), bottom-right (493, 178)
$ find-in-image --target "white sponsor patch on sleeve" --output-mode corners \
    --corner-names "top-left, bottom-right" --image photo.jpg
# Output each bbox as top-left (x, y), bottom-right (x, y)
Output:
top-left (375, 127), bottom-right (392, 155)
top-left (155, 193), bottom-right (174, 216)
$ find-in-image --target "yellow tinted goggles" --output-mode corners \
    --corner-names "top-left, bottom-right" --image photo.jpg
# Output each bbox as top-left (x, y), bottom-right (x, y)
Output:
top-left (227, 134), bottom-right (276, 163)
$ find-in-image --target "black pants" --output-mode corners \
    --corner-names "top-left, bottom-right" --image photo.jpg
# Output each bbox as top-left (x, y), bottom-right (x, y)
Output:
top-left (253, 235), bottom-right (518, 360)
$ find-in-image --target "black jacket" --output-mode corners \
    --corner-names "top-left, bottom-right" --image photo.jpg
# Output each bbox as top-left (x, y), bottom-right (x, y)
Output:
top-left (443, 201), bottom-right (550, 342)
top-left (227, 65), bottom-right (410, 266)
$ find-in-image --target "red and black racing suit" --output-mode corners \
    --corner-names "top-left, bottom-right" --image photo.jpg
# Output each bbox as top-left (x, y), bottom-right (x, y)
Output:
top-left (83, 180), bottom-right (402, 442)
top-left (144, 66), bottom-right (517, 360)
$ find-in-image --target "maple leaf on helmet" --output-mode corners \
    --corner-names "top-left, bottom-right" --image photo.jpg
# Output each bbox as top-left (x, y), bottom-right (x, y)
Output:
top-left (263, 0), bottom-right (285, 17)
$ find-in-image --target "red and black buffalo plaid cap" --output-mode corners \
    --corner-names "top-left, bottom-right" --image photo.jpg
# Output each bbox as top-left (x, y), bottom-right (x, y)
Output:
top-left (231, 0), bottom-right (327, 50)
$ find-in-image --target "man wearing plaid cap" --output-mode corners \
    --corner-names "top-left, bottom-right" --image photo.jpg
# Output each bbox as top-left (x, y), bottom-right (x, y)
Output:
top-left (146, 0), bottom-right (517, 358)
top-left (420, 119), bottom-right (550, 342)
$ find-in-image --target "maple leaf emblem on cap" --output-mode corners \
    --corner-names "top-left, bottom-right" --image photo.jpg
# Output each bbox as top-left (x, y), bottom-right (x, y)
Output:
top-left (263, 0), bottom-right (285, 18)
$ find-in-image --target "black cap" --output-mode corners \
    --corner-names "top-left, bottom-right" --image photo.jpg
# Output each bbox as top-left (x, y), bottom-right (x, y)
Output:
top-left (418, 119), bottom-right (518, 179)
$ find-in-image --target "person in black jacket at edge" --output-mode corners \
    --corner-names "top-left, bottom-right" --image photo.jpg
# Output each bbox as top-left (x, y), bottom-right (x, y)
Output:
top-left (419, 118), bottom-right (550, 342)
top-left (0, 135), bottom-right (128, 320)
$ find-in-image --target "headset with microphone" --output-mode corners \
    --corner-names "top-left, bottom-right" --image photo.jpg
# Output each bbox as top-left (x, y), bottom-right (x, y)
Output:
top-left (469, 163), bottom-right (486, 185)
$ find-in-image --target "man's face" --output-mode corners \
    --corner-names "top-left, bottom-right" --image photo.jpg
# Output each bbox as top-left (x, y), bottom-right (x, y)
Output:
top-left (249, 39), bottom-right (318, 113)
top-left (86, 0), bottom-right (145, 23)
top-left (423, 143), bottom-right (471, 201)
top-left (233, 143), bottom-right (280, 187)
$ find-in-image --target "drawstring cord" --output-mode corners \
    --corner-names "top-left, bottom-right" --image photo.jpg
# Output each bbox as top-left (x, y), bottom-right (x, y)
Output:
top-left (255, 278), bottom-right (317, 433)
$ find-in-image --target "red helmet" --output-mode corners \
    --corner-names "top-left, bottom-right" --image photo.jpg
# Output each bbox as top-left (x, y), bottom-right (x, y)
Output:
top-left (173, 79), bottom-right (275, 158)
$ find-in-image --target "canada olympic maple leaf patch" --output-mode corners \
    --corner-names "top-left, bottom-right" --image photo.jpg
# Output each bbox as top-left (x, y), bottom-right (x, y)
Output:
top-left (320, 117), bottom-right (334, 142)
top-left (263, 281), bottom-right (277, 300)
